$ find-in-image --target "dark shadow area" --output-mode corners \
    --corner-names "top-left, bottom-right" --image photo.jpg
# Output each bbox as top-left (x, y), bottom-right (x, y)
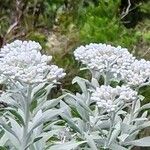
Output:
top-left (120, 0), bottom-right (150, 28)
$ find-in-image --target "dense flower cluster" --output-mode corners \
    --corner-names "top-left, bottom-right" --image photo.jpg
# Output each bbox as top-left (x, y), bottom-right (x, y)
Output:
top-left (74, 43), bottom-right (150, 87)
top-left (91, 85), bottom-right (138, 112)
top-left (120, 59), bottom-right (150, 86)
top-left (74, 43), bottom-right (135, 78)
top-left (0, 40), bottom-right (66, 84)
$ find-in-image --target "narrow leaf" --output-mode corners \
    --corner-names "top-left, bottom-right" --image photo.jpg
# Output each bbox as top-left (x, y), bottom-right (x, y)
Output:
top-left (49, 141), bottom-right (86, 150)
top-left (126, 136), bottom-right (150, 147)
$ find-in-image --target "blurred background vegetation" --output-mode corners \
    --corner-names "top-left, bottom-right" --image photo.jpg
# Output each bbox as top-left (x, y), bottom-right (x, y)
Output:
top-left (0, 0), bottom-right (150, 98)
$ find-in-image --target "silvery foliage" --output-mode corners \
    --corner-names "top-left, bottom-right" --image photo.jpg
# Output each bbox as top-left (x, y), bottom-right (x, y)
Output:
top-left (0, 40), bottom-right (67, 150)
top-left (0, 41), bottom-right (150, 150)
top-left (52, 43), bottom-right (150, 150)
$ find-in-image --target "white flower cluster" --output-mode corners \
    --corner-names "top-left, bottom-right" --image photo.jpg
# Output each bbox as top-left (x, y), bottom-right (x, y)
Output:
top-left (74, 43), bottom-right (134, 78)
top-left (118, 86), bottom-right (138, 102)
top-left (91, 85), bottom-right (138, 112)
top-left (74, 43), bottom-right (150, 87)
top-left (120, 59), bottom-right (150, 86)
top-left (0, 40), bottom-right (66, 84)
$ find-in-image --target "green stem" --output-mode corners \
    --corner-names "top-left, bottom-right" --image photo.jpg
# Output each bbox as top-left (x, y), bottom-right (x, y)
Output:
top-left (22, 85), bottom-right (32, 150)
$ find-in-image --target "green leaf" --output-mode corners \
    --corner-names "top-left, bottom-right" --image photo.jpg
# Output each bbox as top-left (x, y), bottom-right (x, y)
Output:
top-left (49, 141), bottom-right (86, 150)
top-left (0, 146), bottom-right (7, 150)
top-left (126, 136), bottom-right (150, 147)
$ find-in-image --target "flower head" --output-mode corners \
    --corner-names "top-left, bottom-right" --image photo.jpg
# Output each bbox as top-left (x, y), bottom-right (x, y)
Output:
top-left (120, 59), bottom-right (150, 86)
top-left (0, 40), bottom-right (66, 84)
top-left (74, 43), bottom-right (134, 79)
top-left (0, 40), bottom-right (42, 56)
top-left (91, 85), bottom-right (138, 112)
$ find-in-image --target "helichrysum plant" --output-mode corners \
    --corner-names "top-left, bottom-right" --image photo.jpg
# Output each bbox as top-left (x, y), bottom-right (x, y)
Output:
top-left (0, 41), bottom-right (150, 150)
top-left (53, 43), bottom-right (150, 150)
top-left (0, 40), bottom-right (66, 150)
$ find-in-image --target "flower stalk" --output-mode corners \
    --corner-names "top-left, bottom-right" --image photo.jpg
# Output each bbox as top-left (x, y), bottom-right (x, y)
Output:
top-left (22, 85), bottom-right (32, 150)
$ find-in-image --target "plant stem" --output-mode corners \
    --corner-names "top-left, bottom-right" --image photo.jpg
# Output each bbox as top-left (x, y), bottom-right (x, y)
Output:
top-left (22, 85), bottom-right (32, 150)
top-left (104, 71), bottom-right (109, 85)
top-left (129, 99), bottom-right (137, 124)
top-left (105, 112), bottom-right (115, 148)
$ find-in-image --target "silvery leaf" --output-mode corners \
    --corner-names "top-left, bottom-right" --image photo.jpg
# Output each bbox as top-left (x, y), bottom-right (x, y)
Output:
top-left (134, 103), bottom-right (150, 114)
top-left (31, 83), bottom-right (46, 99)
top-left (133, 99), bottom-right (141, 115)
top-left (67, 93), bottom-right (93, 115)
top-left (91, 77), bottom-right (99, 88)
top-left (41, 94), bottom-right (68, 111)
top-left (48, 140), bottom-right (86, 150)
top-left (7, 117), bottom-right (23, 139)
top-left (0, 133), bottom-right (8, 146)
top-left (125, 136), bottom-right (150, 147)
top-left (131, 118), bottom-right (148, 123)
top-left (1, 108), bottom-right (24, 125)
top-left (98, 120), bottom-right (110, 129)
top-left (109, 143), bottom-right (128, 150)
top-left (60, 113), bottom-right (82, 134)
top-left (5, 131), bottom-right (20, 149)
top-left (108, 122), bottom-right (121, 145)
top-left (84, 133), bottom-right (98, 150)
top-left (76, 103), bottom-right (89, 121)
top-left (123, 131), bottom-right (139, 142)
top-left (0, 118), bottom-right (20, 144)
top-left (118, 134), bottom-right (129, 142)
top-left (72, 76), bottom-right (89, 96)
top-left (60, 100), bottom-right (71, 117)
